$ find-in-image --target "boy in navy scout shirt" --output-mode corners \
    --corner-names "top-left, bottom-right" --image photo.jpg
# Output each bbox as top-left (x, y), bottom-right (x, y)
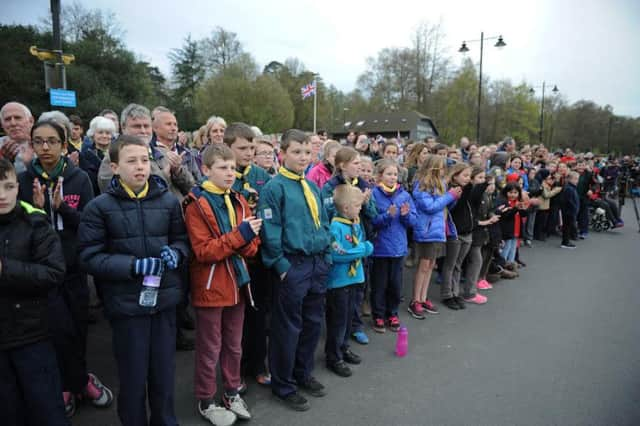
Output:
top-left (78, 135), bottom-right (190, 426)
top-left (223, 122), bottom-right (273, 388)
top-left (326, 184), bottom-right (373, 377)
top-left (257, 129), bottom-right (332, 411)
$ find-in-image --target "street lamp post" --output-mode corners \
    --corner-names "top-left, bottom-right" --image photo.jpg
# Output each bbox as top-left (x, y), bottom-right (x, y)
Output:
top-left (459, 33), bottom-right (506, 143)
top-left (530, 82), bottom-right (559, 144)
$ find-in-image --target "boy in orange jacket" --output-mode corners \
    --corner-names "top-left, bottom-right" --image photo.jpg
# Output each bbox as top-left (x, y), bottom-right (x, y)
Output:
top-left (184, 144), bottom-right (262, 426)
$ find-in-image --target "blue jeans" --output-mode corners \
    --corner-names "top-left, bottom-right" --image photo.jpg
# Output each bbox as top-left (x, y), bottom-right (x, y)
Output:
top-left (501, 238), bottom-right (518, 262)
top-left (0, 340), bottom-right (70, 426)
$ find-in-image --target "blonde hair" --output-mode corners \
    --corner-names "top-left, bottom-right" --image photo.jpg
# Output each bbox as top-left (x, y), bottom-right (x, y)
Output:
top-left (405, 142), bottom-right (428, 169)
top-left (416, 154), bottom-right (446, 194)
top-left (375, 159), bottom-right (398, 176)
top-left (322, 139), bottom-right (341, 159)
top-left (333, 184), bottom-right (365, 212)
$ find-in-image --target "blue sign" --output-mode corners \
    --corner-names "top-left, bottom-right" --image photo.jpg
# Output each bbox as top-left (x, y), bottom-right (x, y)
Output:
top-left (49, 89), bottom-right (77, 108)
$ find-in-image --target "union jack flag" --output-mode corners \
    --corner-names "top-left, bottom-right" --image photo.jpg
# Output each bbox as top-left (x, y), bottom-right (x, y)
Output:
top-left (300, 81), bottom-right (316, 99)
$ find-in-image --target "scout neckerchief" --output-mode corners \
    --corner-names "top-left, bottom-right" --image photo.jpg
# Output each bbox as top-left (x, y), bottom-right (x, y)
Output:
top-left (119, 179), bottom-right (149, 199)
top-left (32, 157), bottom-right (67, 230)
top-left (200, 180), bottom-right (250, 286)
top-left (332, 216), bottom-right (361, 276)
top-left (279, 166), bottom-right (321, 229)
top-left (379, 182), bottom-right (398, 195)
top-left (235, 165), bottom-right (253, 191)
top-left (68, 139), bottom-right (82, 152)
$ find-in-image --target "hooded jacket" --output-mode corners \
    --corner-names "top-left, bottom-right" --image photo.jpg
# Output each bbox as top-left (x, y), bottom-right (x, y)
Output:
top-left (371, 185), bottom-right (416, 257)
top-left (78, 175), bottom-right (190, 319)
top-left (184, 186), bottom-right (260, 308)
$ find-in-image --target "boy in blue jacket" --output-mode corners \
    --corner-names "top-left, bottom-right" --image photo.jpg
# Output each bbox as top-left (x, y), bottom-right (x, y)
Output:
top-left (561, 171), bottom-right (580, 249)
top-left (326, 185), bottom-right (373, 377)
top-left (78, 135), bottom-right (190, 426)
top-left (257, 129), bottom-right (332, 411)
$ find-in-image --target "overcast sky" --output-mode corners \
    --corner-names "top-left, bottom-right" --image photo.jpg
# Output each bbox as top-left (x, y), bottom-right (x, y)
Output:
top-left (3, 0), bottom-right (639, 117)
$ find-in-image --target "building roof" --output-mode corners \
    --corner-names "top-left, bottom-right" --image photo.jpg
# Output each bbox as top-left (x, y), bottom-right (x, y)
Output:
top-left (330, 111), bottom-right (439, 136)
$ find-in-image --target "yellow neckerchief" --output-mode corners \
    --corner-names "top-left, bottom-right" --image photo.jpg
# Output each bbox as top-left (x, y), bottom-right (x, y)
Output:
top-left (278, 166), bottom-right (320, 229)
top-left (202, 180), bottom-right (236, 227)
top-left (347, 176), bottom-right (359, 186)
top-left (119, 179), bottom-right (149, 199)
top-left (332, 216), bottom-right (361, 276)
top-left (379, 182), bottom-right (397, 194)
top-left (235, 165), bottom-right (252, 191)
top-left (68, 139), bottom-right (82, 152)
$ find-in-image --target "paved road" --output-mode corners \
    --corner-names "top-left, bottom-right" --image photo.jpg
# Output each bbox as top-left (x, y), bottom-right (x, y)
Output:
top-left (76, 205), bottom-right (640, 426)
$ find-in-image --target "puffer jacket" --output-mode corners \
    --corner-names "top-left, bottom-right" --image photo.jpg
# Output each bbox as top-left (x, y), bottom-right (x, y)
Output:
top-left (412, 180), bottom-right (458, 242)
top-left (184, 186), bottom-right (260, 308)
top-left (0, 202), bottom-right (66, 350)
top-left (371, 185), bottom-right (416, 257)
top-left (307, 161), bottom-right (333, 190)
top-left (78, 175), bottom-right (190, 319)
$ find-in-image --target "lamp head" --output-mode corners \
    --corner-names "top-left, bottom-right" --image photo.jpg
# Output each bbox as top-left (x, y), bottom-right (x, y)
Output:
top-left (495, 35), bottom-right (506, 49)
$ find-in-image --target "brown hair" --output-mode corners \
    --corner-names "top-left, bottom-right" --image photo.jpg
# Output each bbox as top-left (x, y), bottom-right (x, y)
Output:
top-left (447, 162), bottom-right (472, 187)
top-left (334, 147), bottom-right (359, 174)
top-left (201, 143), bottom-right (235, 167)
top-left (375, 159), bottom-right (398, 176)
top-left (109, 135), bottom-right (148, 164)
top-left (280, 129), bottom-right (309, 152)
top-left (223, 122), bottom-right (254, 146)
top-left (415, 154), bottom-right (446, 194)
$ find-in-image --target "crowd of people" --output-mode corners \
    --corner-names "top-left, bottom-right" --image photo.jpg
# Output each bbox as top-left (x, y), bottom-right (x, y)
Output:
top-left (0, 100), bottom-right (638, 426)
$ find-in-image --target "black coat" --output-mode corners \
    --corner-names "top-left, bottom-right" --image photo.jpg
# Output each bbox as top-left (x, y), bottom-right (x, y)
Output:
top-left (18, 157), bottom-right (94, 275)
top-left (78, 175), bottom-right (191, 319)
top-left (451, 182), bottom-right (488, 235)
top-left (0, 202), bottom-right (66, 350)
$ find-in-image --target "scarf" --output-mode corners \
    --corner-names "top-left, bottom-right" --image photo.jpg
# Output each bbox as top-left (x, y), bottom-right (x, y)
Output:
top-left (332, 216), bottom-right (361, 277)
top-left (32, 158), bottom-right (66, 184)
top-left (508, 199), bottom-right (521, 238)
top-left (68, 139), bottom-right (82, 152)
top-left (120, 179), bottom-right (149, 199)
top-left (235, 165), bottom-right (253, 191)
top-left (200, 181), bottom-right (250, 287)
top-left (279, 167), bottom-right (321, 229)
top-left (379, 182), bottom-right (398, 194)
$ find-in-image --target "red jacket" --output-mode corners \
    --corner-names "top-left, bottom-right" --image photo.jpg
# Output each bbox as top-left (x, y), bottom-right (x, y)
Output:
top-left (184, 189), bottom-right (260, 308)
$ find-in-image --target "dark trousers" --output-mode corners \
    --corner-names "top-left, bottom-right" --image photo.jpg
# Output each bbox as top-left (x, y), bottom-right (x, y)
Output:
top-left (370, 257), bottom-right (403, 319)
top-left (49, 274), bottom-right (89, 394)
top-left (547, 204), bottom-right (561, 235)
top-left (110, 309), bottom-right (177, 426)
top-left (242, 261), bottom-right (273, 377)
top-left (269, 255), bottom-right (329, 398)
top-left (479, 244), bottom-right (493, 280)
top-left (535, 210), bottom-right (550, 240)
top-left (562, 214), bottom-right (578, 245)
top-left (578, 198), bottom-right (590, 234)
top-left (0, 340), bottom-right (70, 426)
top-left (325, 285), bottom-right (357, 364)
top-left (350, 258), bottom-right (369, 333)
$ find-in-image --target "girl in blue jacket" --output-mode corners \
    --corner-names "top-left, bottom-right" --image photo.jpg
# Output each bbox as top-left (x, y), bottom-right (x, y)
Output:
top-left (409, 155), bottom-right (462, 320)
top-left (370, 160), bottom-right (416, 333)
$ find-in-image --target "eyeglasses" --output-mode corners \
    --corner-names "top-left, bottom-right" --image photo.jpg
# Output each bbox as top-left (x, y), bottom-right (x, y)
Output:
top-left (32, 137), bottom-right (62, 147)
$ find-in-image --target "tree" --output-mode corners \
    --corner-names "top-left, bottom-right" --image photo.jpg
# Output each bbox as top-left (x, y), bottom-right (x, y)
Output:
top-left (169, 35), bottom-right (206, 130)
top-left (200, 27), bottom-right (243, 77)
top-left (194, 71), bottom-right (294, 133)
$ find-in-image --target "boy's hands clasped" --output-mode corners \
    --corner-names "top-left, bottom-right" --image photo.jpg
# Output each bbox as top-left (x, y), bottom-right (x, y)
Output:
top-left (244, 216), bottom-right (263, 234)
top-left (133, 246), bottom-right (182, 277)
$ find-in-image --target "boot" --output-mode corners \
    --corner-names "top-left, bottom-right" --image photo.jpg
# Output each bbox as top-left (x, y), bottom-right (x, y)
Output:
top-left (500, 268), bottom-right (518, 279)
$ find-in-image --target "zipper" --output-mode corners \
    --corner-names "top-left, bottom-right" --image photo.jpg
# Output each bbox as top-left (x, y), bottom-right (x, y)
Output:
top-left (47, 186), bottom-right (55, 226)
top-left (136, 199), bottom-right (149, 255)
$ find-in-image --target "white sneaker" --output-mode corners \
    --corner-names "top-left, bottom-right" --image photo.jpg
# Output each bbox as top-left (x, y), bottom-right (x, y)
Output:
top-left (198, 401), bottom-right (237, 426)
top-left (223, 393), bottom-right (252, 420)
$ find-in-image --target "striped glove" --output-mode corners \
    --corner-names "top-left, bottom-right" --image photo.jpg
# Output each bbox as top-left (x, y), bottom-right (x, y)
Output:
top-left (134, 257), bottom-right (164, 276)
top-left (160, 245), bottom-right (181, 270)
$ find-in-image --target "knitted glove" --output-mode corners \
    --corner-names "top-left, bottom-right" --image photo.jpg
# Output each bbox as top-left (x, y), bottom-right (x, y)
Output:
top-left (160, 245), bottom-right (181, 270)
top-left (134, 257), bottom-right (164, 276)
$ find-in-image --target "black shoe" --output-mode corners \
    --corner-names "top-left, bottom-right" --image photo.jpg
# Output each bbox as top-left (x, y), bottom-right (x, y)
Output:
top-left (442, 297), bottom-right (460, 310)
top-left (342, 349), bottom-right (361, 365)
top-left (177, 307), bottom-right (196, 330)
top-left (298, 376), bottom-right (326, 397)
top-left (176, 329), bottom-right (195, 351)
top-left (454, 296), bottom-right (467, 310)
top-left (560, 243), bottom-right (576, 249)
top-left (327, 360), bottom-right (352, 377)
top-left (276, 392), bottom-right (310, 411)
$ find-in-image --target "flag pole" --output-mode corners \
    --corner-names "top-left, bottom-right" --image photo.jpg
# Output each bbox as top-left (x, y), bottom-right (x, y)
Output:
top-left (313, 79), bottom-right (317, 133)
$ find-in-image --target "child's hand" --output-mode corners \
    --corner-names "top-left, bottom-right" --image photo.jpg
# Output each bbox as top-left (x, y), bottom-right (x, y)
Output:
top-left (449, 186), bottom-right (463, 198)
top-left (363, 188), bottom-right (372, 202)
top-left (52, 177), bottom-right (64, 211)
top-left (489, 215), bottom-right (500, 224)
top-left (160, 246), bottom-right (181, 270)
top-left (32, 178), bottom-right (46, 209)
top-left (400, 202), bottom-right (410, 216)
top-left (387, 204), bottom-right (397, 217)
top-left (134, 257), bottom-right (164, 276)
top-left (244, 216), bottom-right (263, 234)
